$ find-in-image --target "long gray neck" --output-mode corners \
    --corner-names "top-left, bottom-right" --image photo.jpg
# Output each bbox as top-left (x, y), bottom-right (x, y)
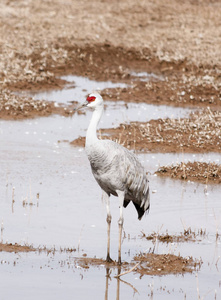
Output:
top-left (86, 105), bottom-right (103, 148)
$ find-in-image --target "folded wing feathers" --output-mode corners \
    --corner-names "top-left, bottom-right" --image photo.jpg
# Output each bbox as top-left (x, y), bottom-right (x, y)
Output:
top-left (124, 155), bottom-right (149, 212)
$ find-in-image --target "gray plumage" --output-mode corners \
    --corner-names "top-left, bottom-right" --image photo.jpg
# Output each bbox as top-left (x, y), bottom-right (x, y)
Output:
top-left (86, 139), bottom-right (150, 220)
top-left (76, 91), bottom-right (150, 263)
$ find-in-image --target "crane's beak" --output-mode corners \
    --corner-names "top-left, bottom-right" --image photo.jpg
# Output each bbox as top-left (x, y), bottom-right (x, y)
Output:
top-left (73, 100), bottom-right (88, 112)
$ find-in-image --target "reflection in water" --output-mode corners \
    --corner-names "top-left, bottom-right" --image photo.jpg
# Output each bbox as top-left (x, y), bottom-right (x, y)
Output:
top-left (28, 75), bottom-right (127, 104)
top-left (105, 267), bottom-right (139, 300)
top-left (105, 267), bottom-right (121, 300)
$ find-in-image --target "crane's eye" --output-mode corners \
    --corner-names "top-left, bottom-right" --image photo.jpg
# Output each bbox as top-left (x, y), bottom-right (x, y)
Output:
top-left (87, 96), bottom-right (96, 102)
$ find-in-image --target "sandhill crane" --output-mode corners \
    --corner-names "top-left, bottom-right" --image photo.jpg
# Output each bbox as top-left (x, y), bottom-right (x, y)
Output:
top-left (75, 91), bottom-right (150, 264)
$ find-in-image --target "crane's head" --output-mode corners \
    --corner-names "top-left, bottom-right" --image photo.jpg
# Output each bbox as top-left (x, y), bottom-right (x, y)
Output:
top-left (74, 91), bottom-right (103, 112)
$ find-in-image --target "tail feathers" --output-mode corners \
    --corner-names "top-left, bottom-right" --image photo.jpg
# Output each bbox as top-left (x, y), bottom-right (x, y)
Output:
top-left (132, 202), bottom-right (147, 220)
top-left (123, 200), bottom-right (130, 208)
top-left (123, 197), bottom-right (150, 220)
top-left (133, 199), bottom-right (150, 220)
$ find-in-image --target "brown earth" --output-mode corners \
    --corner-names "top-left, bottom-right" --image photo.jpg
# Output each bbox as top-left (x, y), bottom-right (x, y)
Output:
top-left (72, 108), bottom-right (221, 154)
top-left (134, 253), bottom-right (201, 276)
top-left (0, 242), bottom-right (77, 254)
top-left (65, 252), bottom-right (201, 276)
top-left (77, 253), bottom-right (201, 276)
top-left (0, 0), bottom-right (221, 120)
top-left (141, 228), bottom-right (207, 244)
top-left (0, 242), bottom-right (36, 253)
top-left (0, 89), bottom-right (78, 119)
top-left (156, 161), bottom-right (221, 184)
top-left (71, 107), bottom-right (221, 185)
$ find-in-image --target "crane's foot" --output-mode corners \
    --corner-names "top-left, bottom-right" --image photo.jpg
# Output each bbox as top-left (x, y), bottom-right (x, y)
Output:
top-left (118, 258), bottom-right (122, 265)
top-left (106, 254), bottom-right (113, 263)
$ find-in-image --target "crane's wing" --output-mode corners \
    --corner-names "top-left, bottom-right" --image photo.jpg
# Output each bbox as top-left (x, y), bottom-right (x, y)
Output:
top-left (121, 146), bottom-right (150, 219)
top-left (103, 140), bottom-right (150, 220)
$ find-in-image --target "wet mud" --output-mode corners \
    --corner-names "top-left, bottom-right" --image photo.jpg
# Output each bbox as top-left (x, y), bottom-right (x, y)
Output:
top-left (76, 252), bottom-right (201, 276)
top-left (156, 161), bottom-right (221, 184)
top-left (134, 253), bottom-right (201, 276)
top-left (141, 228), bottom-right (207, 244)
top-left (0, 242), bottom-right (36, 253)
top-left (0, 241), bottom-right (200, 277)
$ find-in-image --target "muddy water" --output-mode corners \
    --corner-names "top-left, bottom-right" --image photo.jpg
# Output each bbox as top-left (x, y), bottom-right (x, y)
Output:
top-left (0, 77), bottom-right (221, 299)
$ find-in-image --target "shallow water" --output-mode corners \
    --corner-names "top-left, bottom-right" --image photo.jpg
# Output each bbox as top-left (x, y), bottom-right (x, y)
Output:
top-left (0, 77), bottom-right (221, 299)
top-left (26, 75), bottom-right (128, 104)
top-left (130, 71), bottom-right (164, 82)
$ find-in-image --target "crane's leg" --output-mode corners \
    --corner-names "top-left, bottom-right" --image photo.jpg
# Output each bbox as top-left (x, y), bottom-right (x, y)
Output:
top-left (103, 191), bottom-right (112, 262)
top-left (116, 190), bottom-right (124, 265)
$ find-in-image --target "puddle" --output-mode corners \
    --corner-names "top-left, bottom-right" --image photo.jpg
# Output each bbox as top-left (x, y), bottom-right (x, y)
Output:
top-left (26, 75), bottom-right (127, 104)
top-left (100, 101), bottom-right (193, 127)
top-left (27, 72), bottom-right (163, 104)
top-left (22, 74), bottom-right (193, 129)
top-left (0, 76), bottom-right (221, 299)
top-left (131, 71), bottom-right (164, 81)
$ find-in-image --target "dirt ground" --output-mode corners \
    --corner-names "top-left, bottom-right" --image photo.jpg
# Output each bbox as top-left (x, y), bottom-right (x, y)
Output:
top-left (0, 242), bottom-right (35, 253)
top-left (72, 107), bottom-right (221, 153)
top-left (1, 0), bottom-right (221, 272)
top-left (0, 0), bottom-right (221, 118)
top-left (156, 161), bottom-right (221, 184)
top-left (2, 1), bottom-right (219, 179)
top-left (141, 228), bottom-right (207, 244)
top-left (77, 252), bottom-right (200, 276)
top-left (133, 253), bottom-right (201, 276)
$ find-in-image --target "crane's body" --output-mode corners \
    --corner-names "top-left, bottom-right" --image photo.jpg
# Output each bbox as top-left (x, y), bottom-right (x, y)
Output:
top-left (86, 139), bottom-right (149, 219)
top-left (76, 91), bottom-right (150, 264)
